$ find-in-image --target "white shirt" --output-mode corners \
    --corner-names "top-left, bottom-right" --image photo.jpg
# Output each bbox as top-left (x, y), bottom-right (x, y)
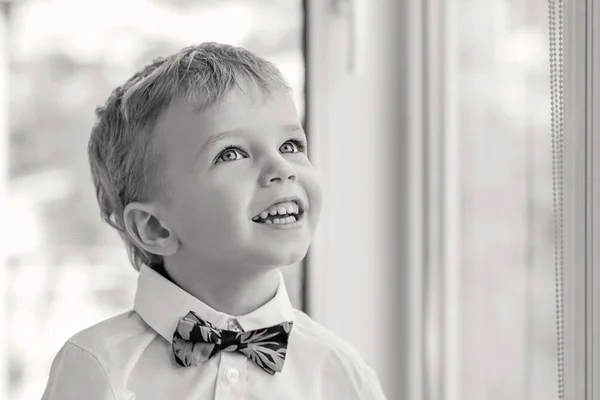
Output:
top-left (41, 265), bottom-right (387, 400)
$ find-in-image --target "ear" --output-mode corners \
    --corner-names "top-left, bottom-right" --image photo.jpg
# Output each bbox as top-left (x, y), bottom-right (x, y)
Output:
top-left (123, 202), bottom-right (179, 257)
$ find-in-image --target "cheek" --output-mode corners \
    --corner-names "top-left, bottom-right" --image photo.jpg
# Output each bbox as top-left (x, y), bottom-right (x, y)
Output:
top-left (174, 180), bottom-right (249, 231)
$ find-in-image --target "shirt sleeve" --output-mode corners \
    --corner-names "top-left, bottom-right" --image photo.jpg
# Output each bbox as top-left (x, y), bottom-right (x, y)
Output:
top-left (41, 342), bottom-right (116, 400)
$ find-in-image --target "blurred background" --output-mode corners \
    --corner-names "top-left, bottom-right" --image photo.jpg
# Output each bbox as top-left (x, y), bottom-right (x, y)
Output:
top-left (0, 0), bottom-right (556, 399)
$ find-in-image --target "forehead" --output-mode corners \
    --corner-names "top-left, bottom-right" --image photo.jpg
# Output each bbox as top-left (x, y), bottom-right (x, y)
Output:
top-left (201, 85), bottom-right (299, 129)
top-left (160, 83), bottom-right (298, 129)
top-left (153, 86), bottom-right (300, 162)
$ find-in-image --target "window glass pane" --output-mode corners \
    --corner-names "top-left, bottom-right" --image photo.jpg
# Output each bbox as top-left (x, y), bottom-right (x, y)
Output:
top-left (454, 1), bottom-right (554, 399)
top-left (6, 1), bottom-right (304, 399)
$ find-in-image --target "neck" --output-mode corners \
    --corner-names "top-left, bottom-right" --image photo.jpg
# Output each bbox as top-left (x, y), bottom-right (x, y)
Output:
top-left (161, 262), bottom-right (282, 316)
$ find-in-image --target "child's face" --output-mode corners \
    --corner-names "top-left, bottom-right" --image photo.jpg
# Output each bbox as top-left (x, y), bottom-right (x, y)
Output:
top-left (154, 84), bottom-right (322, 273)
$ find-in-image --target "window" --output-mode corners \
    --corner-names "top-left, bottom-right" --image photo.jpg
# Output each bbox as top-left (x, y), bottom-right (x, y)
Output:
top-left (304, 0), bottom-right (572, 398)
top-left (443, 1), bottom-right (556, 399)
top-left (3, 1), bottom-right (305, 398)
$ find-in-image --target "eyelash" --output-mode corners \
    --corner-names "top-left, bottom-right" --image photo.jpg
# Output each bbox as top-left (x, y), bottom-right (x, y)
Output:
top-left (215, 139), bottom-right (307, 164)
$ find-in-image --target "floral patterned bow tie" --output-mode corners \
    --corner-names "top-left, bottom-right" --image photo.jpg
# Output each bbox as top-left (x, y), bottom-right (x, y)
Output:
top-left (172, 311), bottom-right (293, 375)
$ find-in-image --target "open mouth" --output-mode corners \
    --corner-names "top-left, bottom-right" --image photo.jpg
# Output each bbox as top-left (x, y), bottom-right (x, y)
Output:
top-left (252, 199), bottom-right (305, 225)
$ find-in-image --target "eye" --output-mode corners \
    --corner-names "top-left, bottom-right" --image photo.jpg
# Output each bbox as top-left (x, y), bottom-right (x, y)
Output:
top-left (280, 139), bottom-right (306, 154)
top-left (215, 145), bottom-right (246, 164)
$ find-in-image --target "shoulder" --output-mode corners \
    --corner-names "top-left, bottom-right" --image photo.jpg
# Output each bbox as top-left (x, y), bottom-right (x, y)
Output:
top-left (66, 310), bottom-right (154, 360)
top-left (291, 310), bottom-right (386, 398)
top-left (291, 309), bottom-right (375, 374)
top-left (43, 311), bottom-right (154, 400)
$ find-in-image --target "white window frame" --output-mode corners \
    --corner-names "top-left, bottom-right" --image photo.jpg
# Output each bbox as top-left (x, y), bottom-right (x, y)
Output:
top-left (307, 0), bottom-right (596, 400)
top-left (306, 0), bottom-right (463, 398)
top-left (306, 0), bottom-right (427, 398)
top-left (563, 0), bottom-right (600, 398)
top-left (420, 0), bottom-right (461, 399)
top-left (0, 2), bottom-right (9, 399)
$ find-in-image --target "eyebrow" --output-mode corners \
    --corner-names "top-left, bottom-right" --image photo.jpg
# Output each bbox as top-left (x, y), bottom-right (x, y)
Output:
top-left (196, 124), bottom-right (305, 158)
top-left (197, 129), bottom-right (244, 156)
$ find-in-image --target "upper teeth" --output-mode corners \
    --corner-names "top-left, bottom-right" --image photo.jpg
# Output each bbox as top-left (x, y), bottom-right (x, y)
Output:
top-left (255, 201), bottom-right (300, 220)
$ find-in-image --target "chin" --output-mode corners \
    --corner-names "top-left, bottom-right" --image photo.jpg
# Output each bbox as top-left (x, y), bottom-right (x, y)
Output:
top-left (253, 246), bottom-right (309, 269)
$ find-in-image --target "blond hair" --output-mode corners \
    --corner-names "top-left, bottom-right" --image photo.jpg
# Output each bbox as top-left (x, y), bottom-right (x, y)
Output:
top-left (88, 42), bottom-right (291, 271)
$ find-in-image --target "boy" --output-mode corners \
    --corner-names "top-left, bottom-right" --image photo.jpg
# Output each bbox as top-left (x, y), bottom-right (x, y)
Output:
top-left (41, 42), bottom-right (387, 400)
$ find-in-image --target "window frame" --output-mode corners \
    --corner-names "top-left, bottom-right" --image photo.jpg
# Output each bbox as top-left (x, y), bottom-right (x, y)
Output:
top-left (563, 0), bottom-right (600, 398)
top-left (0, 3), bottom-right (10, 399)
top-left (420, 0), bottom-right (461, 399)
top-left (306, 0), bottom-right (597, 399)
top-left (305, 0), bottom-right (422, 397)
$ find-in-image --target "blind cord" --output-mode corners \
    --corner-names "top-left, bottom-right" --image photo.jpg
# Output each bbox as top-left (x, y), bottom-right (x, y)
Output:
top-left (548, 0), bottom-right (565, 398)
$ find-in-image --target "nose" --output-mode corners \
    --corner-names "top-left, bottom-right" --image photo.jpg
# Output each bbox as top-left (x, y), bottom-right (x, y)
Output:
top-left (259, 156), bottom-right (297, 187)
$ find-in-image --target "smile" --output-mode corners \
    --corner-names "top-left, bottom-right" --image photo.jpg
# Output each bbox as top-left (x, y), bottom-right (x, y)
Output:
top-left (252, 199), bottom-right (305, 226)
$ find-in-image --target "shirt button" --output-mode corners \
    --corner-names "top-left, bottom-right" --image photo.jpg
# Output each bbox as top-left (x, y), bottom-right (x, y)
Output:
top-left (226, 368), bottom-right (239, 383)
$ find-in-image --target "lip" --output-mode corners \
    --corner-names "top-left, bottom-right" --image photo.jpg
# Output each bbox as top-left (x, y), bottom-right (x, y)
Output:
top-left (252, 196), bottom-right (306, 219)
top-left (256, 217), bottom-right (305, 230)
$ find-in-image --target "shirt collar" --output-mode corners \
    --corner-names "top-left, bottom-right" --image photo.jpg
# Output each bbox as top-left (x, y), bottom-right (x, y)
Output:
top-left (133, 265), bottom-right (295, 343)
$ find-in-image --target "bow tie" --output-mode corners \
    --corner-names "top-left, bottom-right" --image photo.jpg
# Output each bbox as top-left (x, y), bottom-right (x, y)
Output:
top-left (172, 311), bottom-right (293, 375)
